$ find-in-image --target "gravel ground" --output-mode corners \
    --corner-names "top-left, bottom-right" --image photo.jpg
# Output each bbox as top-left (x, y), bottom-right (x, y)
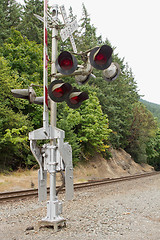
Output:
top-left (0, 174), bottom-right (160, 240)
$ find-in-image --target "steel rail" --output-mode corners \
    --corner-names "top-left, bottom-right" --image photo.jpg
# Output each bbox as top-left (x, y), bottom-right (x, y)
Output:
top-left (0, 171), bottom-right (159, 202)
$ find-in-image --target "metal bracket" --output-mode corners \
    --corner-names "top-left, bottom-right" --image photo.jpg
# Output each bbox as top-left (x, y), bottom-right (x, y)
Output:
top-left (38, 169), bottom-right (47, 201)
top-left (29, 126), bottom-right (73, 201)
top-left (30, 140), bottom-right (47, 201)
top-left (29, 126), bottom-right (65, 140)
top-left (58, 140), bottom-right (74, 200)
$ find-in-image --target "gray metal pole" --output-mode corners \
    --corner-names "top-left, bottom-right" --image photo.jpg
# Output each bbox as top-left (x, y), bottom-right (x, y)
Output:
top-left (48, 5), bottom-right (59, 220)
top-left (43, 0), bottom-right (49, 134)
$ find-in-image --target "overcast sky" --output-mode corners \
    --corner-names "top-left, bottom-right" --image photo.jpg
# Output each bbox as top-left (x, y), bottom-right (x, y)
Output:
top-left (17, 0), bottom-right (160, 104)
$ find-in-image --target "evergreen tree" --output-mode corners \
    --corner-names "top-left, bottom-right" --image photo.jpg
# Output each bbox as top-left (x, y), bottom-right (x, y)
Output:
top-left (0, 0), bottom-right (22, 45)
top-left (146, 128), bottom-right (160, 170)
top-left (1, 29), bottom-right (43, 86)
top-left (19, 0), bottom-right (44, 44)
top-left (0, 57), bottom-right (32, 170)
top-left (89, 60), bottom-right (140, 149)
top-left (57, 85), bottom-right (112, 164)
top-left (78, 3), bottom-right (102, 52)
top-left (125, 102), bottom-right (157, 163)
top-left (1, 29), bottom-right (43, 129)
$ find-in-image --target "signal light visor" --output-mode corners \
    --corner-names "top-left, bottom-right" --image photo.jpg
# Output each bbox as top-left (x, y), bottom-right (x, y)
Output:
top-left (67, 89), bottom-right (89, 109)
top-left (51, 83), bottom-right (65, 98)
top-left (48, 80), bottom-right (72, 102)
top-left (89, 45), bottom-right (113, 70)
top-left (56, 51), bottom-right (77, 75)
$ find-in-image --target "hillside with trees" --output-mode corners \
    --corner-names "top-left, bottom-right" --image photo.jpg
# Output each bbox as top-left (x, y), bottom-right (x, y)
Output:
top-left (140, 99), bottom-right (160, 124)
top-left (0, 0), bottom-right (160, 171)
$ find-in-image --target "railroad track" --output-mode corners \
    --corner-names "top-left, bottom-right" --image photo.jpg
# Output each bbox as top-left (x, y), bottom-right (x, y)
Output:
top-left (0, 171), bottom-right (159, 202)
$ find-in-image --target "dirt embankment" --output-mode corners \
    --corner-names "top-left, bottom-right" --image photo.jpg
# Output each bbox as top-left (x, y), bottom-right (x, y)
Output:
top-left (0, 148), bottom-right (154, 192)
top-left (74, 148), bottom-right (154, 182)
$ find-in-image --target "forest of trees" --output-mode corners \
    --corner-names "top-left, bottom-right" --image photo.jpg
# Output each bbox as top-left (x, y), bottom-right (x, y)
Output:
top-left (140, 99), bottom-right (160, 124)
top-left (1, 0), bottom-right (160, 171)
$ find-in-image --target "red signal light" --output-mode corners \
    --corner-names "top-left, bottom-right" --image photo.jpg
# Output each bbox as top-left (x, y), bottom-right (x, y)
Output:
top-left (59, 57), bottom-right (73, 70)
top-left (70, 95), bottom-right (79, 104)
top-left (66, 88), bottom-right (89, 109)
top-left (48, 80), bottom-right (72, 102)
top-left (56, 51), bottom-right (77, 75)
top-left (49, 81), bottom-right (89, 108)
top-left (89, 45), bottom-right (113, 70)
top-left (52, 86), bottom-right (64, 98)
top-left (94, 53), bottom-right (107, 65)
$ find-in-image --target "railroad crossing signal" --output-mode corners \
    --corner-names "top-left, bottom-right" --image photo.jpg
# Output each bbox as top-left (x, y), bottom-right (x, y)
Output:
top-left (60, 19), bottom-right (78, 42)
top-left (48, 80), bottom-right (89, 109)
top-left (89, 45), bottom-right (113, 70)
top-left (11, 3), bottom-right (121, 231)
top-left (55, 51), bottom-right (77, 75)
top-left (66, 88), bottom-right (89, 109)
top-left (48, 80), bottom-right (72, 102)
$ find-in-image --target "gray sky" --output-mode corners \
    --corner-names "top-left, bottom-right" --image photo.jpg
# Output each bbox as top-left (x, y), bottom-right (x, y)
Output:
top-left (17, 0), bottom-right (160, 104)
